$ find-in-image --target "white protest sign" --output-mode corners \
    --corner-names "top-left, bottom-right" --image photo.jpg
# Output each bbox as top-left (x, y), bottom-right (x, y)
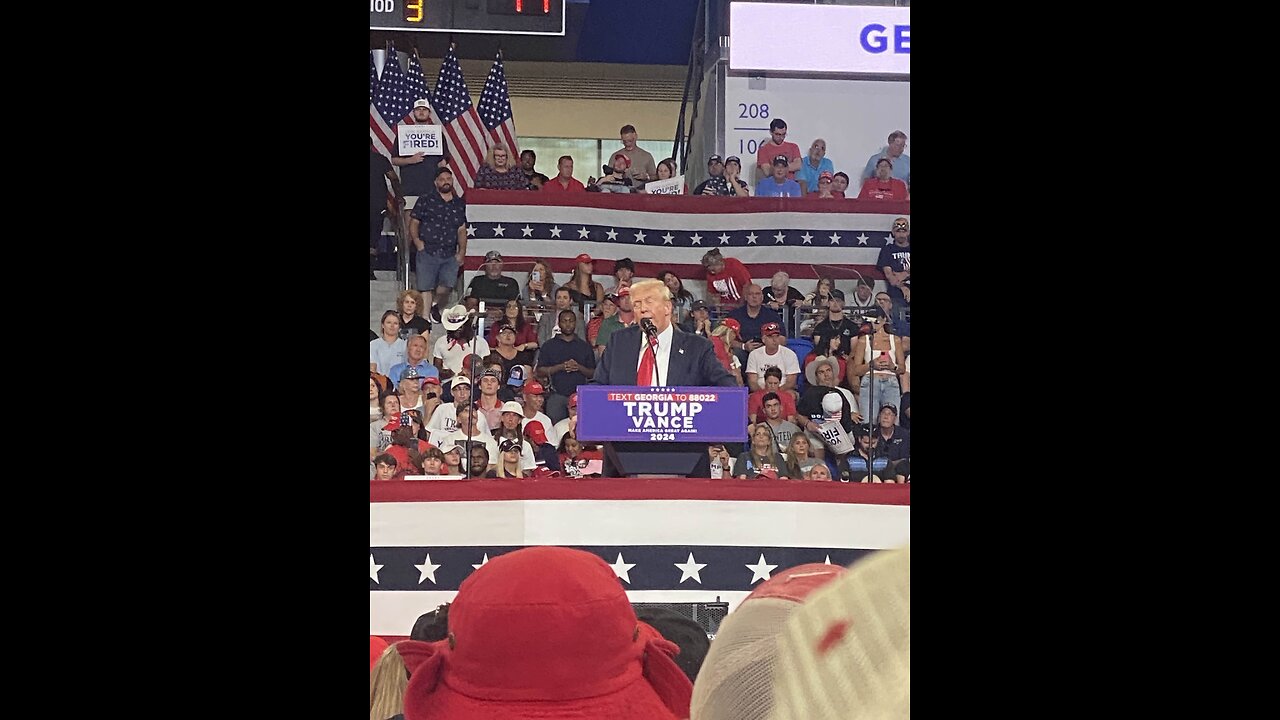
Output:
top-left (645, 176), bottom-right (684, 195)
top-left (398, 124), bottom-right (444, 156)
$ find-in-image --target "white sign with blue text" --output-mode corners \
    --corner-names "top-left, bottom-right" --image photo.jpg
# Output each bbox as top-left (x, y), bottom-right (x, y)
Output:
top-left (729, 2), bottom-right (910, 75)
top-left (397, 124), bottom-right (444, 156)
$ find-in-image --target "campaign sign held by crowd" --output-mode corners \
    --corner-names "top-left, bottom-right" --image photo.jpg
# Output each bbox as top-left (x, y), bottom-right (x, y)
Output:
top-left (576, 386), bottom-right (748, 443)
top-left (398, 124), bottom-right (443, 155)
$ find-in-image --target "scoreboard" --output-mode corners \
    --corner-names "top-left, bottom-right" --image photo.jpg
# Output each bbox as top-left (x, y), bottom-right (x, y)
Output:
top-left (370, 0), bottom-right (566, 36)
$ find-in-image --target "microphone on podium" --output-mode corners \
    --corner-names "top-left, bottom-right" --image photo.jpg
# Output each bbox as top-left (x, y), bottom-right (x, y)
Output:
top-left (640, 317), bottom-right (659, 348)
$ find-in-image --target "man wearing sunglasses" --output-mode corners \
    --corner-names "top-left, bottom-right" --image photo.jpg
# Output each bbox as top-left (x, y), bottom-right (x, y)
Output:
top-left (877, 218), bottom-right (911, 329)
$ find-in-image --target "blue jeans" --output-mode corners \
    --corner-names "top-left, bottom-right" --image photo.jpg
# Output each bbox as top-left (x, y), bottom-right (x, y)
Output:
top-left (415, 251), bottom-right (459, 293)
top-left (859, 373), bottom-right (901, 424)
top-left (886, 286), bottom-right (910, 332)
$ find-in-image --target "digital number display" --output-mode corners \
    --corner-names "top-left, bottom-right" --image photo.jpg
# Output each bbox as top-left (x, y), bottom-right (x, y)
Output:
top-left (370, 0), bottom-right (564, 35)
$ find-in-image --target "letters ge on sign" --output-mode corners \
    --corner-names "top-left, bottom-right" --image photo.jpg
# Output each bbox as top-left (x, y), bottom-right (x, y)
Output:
top-left (859, 24), bottom-right (910, 54)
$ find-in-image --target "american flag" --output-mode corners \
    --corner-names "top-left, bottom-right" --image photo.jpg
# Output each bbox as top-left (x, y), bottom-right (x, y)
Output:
top-left (369, 51), bottom-right (378, 105)
top-left (403, 51), bottom-right (436, 126)
top-left (370, 45), bottom-right (413, 159)
top-left (478, 51), bottom-right (520, 160)
top-left (431, 45), bottom-right (490, 193)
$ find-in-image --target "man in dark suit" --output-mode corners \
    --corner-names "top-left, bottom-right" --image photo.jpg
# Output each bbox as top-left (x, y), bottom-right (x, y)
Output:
top-left (593, 279), bottom-right (737, 388)
top-left (593, 279), bottom-right (737, 477)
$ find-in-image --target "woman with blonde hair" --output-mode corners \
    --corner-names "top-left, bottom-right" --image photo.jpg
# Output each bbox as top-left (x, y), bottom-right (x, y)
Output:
top-left (394, 289), bottom-right (430, 339)
top-left (369, 642), bottom-right (408, 720)
top-left (734, 423), bottom-right (787, 479)
top-left (472, 142), bottom-right (528, 190)
top-left (485, 438), bottom-right (529, 478)
top-left (784, 432), bottom-right (822, 479)
top-left (709, 318), bottom-right (743, 385)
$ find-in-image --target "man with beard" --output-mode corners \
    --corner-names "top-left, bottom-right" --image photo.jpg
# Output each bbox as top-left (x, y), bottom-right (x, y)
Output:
top-left (408, 167), bottom-right (468, 320)
top-left (536, 309), bottom-right (596, 423)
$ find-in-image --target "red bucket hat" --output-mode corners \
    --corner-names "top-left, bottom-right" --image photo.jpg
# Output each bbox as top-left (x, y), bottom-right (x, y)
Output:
top-left (402, 546), bottom-right (692, 720)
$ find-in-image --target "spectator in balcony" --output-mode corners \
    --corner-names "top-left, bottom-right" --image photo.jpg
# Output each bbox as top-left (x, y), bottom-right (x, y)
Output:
top-left (735, 423), bottom-right (787, 479)
top-left (394, 289), bottom-right (431, 339)
top-left (490, 321), bottom-right (536, 384)
top-left (722, 155), bottom-right (752, 196)
top-left (553, 392), bottom-right (580, 442)
top-left (564, 252), bottom-right (604, 306)
top-left (679, 298), bottom-right (714, 337)
top-left (593, 286), bottom-right (637, 353)
top-left (746, 322), bottom-right (800, 392)
top-left (371, 140), bottom-right (404, 280)
top-left (370, 393), bottom-right (402, 457)
top-left (438, 440), bottom-right (464, 476)
top-left (831, 171), bottom-right (851, 196)
top-left (875, 290), bottom-right (911, 339)
top-left (693, 154), bottom-right (729, 196)
top-left (390, 100), bottom-right (449, 197)
top-left (614, 123), bottom-right (657, 183)
top-left (467, 443), bottom-right (492, 478)
top-left (850, 314), bottom-right (905, 423)
top-left (474, 369), bottom-right (508, 431)
top-left (844, 425), bottom-right (892, 483)
top-left (795, 138), bottom-right (835, 194)
top-left (418, 446), bottom-right (447, 476)
top-left (528, 172), bottom-right (549, 190)
top-left (418, 376), bottom-right (444, 427)
top-left (472, 142), bottom-right (529, 191)
top-left (439, 406), bottom-right (498, 473)
top-left (763, 271), bottom-right (804, 328)
top-left (860, 129), bottom-right (911, 189)
top-left (542, 155), bottom-right (586, 193)
top-left (656, 270), bottom-right (695, 325)
top-left (372, 453), bottom-right (399, 482)
top-left (641, 157), bottom-right (685, 194)
top-left (796, 356), bottom-right (860, 459)
top-left (805, 461), bottom-right (833, 482)
top-left (523, 258), bottom-right (557, 307)
top-left (486, 439), bottom-right (529, 478)
top-left (523, 419), bottom-right (562, 473)
top-left (408, 166), bottom-right (468, 316)
top-left (751, 391), bottom-right (802, 452)
top-left (606, 257), bottom-right (635, 296)
top-left (812, 289), bottom-right (858, 365)
top-left (432, 304), bottom-right (490, 381)
top-left (369, 310), bottom-right (407, 376)
top-left (387, 333), bottom-right (438, 386)
top-left (756, 155), bottom-right (804, 198)
top-left (426, 375), bottom-right (490, 439)
top-left (486, 298), bottom-right (538, 351)
top-left (807, 170), bottom-right (842, 199)
top-left (848, 274), bottom-right (877, 311)
top-left (591, 152), bottom-right (637, 194)
top-left (727, 283), bottom-right (785, 368)
top-left (518, 381), bottom-right (558, 448)
top-left (537, 286), bottom-right (586, 347)
top-left (878, 216), bottom-right (911, 326)
top-left (748, 366), bottom-right (799, 424)
top-left (701, 247), bottom-right (752, 307)
top-left (784, 432), bottom-right (822, 479)
top-left (858, 157), bottom-right (910, 201)
top-left (536, 309), bottom-right (596, 424)
top-left (708, 318), bottom-right (743, 385)
top-left (799, 276), bottom-right (837, 335)
top-left (559, 433), bottom-right (604, 478)
top-left (395, 366), bottom-right (428, 414)
top-left (369, 376), bottom-right (384, 423)
top-left (586, 293), bottom-right (615, 346)
top-left (466, 250), bottom-right (520, 303)
top-left (873, 403), bottom-right (910, 473)
top-left (755, 118), bottom-right (802, 181)
top-left (520, 148), bottom-right (538, 184)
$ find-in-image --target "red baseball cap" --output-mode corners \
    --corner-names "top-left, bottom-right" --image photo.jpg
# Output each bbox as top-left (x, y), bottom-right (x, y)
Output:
top-left (523, 380), bottom-right (545, 395)
top-left (761, 322), bottom-right (783, 336)
top-left (721, 318), bottom-right (742, 333)
top-left (576, 253), bottom-right (593, 264)
top-left (370, 636), bottom-right (390, 671)
top-left (402, 547), bottom-right (691, 719)
top-left (569, 393), bottom-right (579, 408)
top-left (524, 420), bottom-right (548, 445)
top-left (422, 376), bottom-right (441, 386)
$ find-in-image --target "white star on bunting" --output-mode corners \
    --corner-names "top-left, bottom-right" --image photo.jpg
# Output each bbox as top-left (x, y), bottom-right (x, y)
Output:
top-left (824, 554), bottom-right (833, 565)
top-left (521, 225), bottom-right (533, 237)
top-left (721, 233), bottom-right (733, 244)
top-left (370, 554), bottom-right (384, 584)
top-left (745, 232), bottom-right (758, 244)
top-left (829, 233), bottom-right (842, 244)
top-left (771, 232), bottom-right (784, 244)
top-left (634, 230), bottom-right (646, 243)
top-left (856, 233), bottom-right (869, 245)
top-left (690, 233), bottom-right (704, 245)
top-left (884, 235), bottom-right (894, 244)
top-left (800, 232), bottom-right (813, 244)
top-left (492, 224), bottom-right (506, 237)
top-left (606, 228), bottom-right (619, 241)
top-left (746, 553), bottom-right (779, 584)
top-left (466, 225), bottom-right (476, 237)
top-left (472, 553), bottom-right (490, 570)
top-left (609, 553), bottom-right (637, 584)
top-left (674, 552), bottom-right (708, 584)
top-left (415, 554), bottom-right (442, 584)
top-left (549, 225), bottom-right (562, 238)
top-left (577, 227), bottom-right (591, 239)
top-left (662, 233), bottom-right (675, 245)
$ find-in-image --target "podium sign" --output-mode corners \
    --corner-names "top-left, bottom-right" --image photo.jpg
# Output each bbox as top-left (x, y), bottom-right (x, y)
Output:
top-left (576, 386), bottom-right (749, 443)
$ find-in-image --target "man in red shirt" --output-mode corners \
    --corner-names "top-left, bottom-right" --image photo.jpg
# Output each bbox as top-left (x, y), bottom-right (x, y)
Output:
top-left (541, 155), bottom-right (586, 193)
top-left (701, 248), bottom-right (753, 308)
top-left (755, 118), bottom-right (802, 182)
top-left (857, 158), bottom-right (910, 201)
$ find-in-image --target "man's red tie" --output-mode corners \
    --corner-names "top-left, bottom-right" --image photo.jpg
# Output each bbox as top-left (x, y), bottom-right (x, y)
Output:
top-left (637, 338), bottom-right (657, 386)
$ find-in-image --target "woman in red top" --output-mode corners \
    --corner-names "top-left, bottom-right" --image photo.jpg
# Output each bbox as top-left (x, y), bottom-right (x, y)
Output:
top-left (709, 318), bottom-right (743, 385)
top-left (487, 298), bottom-right (539, 351)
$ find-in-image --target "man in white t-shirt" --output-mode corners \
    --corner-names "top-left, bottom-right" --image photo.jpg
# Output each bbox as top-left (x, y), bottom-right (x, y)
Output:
top-left (426, 376), bottom-right (490, 439)
top-left (518, 381), bottom-right (558, 448)
top-left (435, 405), bottom-right (498, 472)
top-left (745, 322), bottom-right (800, 392)
top-left (432, 304), bottom-right (491, 378)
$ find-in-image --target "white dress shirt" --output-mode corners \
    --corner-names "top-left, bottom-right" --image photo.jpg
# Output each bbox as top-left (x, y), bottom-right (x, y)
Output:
top-left (635, 323), bottom-right (675, 386)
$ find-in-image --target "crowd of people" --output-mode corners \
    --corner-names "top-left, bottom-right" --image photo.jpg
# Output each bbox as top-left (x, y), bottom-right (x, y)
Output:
top-left (370, 544), bottom-right (909, 720)
top-left (371, 113), bottom-right (910, 480)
